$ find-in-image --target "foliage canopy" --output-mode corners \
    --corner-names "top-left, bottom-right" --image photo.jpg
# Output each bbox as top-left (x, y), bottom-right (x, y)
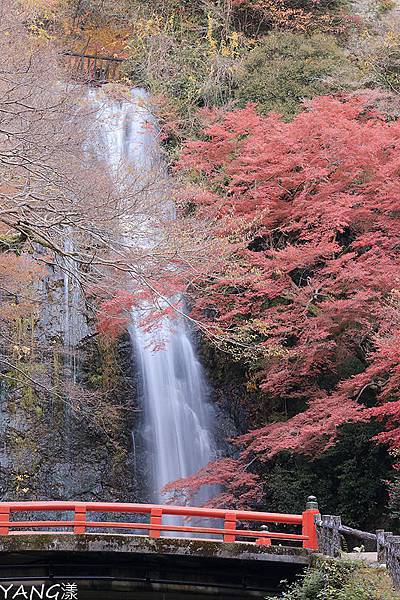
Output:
top-left (172, 94), bottom-right (400, 506)
top-left (236, 32), bottom-right (359, 118)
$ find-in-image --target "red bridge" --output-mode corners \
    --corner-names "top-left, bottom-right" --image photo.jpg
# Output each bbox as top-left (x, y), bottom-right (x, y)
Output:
top-left (0, 498), bottom-right (320, 599)
top-left (0, 499), bottom-right (319, 548)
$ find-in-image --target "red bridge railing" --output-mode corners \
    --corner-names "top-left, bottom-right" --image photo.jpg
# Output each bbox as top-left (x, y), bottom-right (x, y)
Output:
top-left (0, 498), bottom-right (320, 550)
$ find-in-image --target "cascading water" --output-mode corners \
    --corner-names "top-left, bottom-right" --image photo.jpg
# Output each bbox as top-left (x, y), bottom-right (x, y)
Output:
top-left (95, 88), bottom-right (217, 507)
top-left (130, 308), bottom-right (215, 504)
top-left (62, 232), bottom-right (89, 381)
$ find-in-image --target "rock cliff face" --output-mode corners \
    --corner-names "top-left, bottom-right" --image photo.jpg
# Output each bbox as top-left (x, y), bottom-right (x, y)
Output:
top-left (0, 262), bottom-right (139, 501)
top-left (197, 337), bottom-right (269, 435)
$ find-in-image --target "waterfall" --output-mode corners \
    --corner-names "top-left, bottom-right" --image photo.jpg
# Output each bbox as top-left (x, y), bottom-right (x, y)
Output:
top-left (36, 232), bottom-right (88, 377)
top-left (130, 307), bottom-right (215, 504)
top-left (94, 88), bottom-right (217, 506)
top-left (62, 232), bottom-right (89, 381)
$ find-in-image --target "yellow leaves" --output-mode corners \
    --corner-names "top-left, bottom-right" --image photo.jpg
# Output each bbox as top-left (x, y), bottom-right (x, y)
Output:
top-left (137, 16), bottom-right (163, 36)
top-left (167, 13), bottom-right (176, 31)
top-left (263, 345), bottom-right (288, 359)
top-left (129, 14), bottom-right (170, 44)
top-left (229, 31), bottom-right (240, 56)
top-left (73, 25), bottom-right (131, 57)
top-left (125, 15), bottom-right (169, 59)
top-left (28, 20), bottom-right (52, 41)
top-left (12, 345), bottom-right (31, 361)
top-left (378, 0), bottom-right (396, 12)
top-left (220, 35), bottom-right (240, 58)
top-left (15, 473), bottom-right (30, 494)
top-left (383, 30), bottom-right (400, 48)
top-left (246, 378), bottom-right (258, 392)
top-left (388, 288), bottom-right (400, 307)
top-left (220, 40), bottom-right (230, 57)
top-left (127, 9), bottom-right (180, 48)
top-left (207, 13), bottom-right (240, 57)
top-left (272, 268), bottom-right (284, 279)
top-left (23, 0), bottom-right (62, 40)
top-left (250, 319), bottom-right (270, 336)
top-left (18, 0), bottom-right (62, 42)
top-left (207, 13), bottom-right (218, 55)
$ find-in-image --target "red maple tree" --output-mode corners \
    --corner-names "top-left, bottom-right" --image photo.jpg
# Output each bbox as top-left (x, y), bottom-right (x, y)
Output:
top-left (174, 95), bottom-right (400, 505)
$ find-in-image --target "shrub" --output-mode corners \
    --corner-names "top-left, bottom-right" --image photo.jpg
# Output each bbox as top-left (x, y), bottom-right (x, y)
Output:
top-left (283, 558), bottom-right (399, 599)
top-left (235, 32), bottom-right (359, 118)
top-left (372, 33), bottom-right (400, 92)
top-left (387, 476), bottom-right (400, 529)
top-left (124, 15), bottom-right (241, 145)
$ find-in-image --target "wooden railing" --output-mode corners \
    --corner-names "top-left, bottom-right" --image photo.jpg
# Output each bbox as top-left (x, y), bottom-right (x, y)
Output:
top-left (63, 51), bottom-right (125, 83)
top-left (316, 515), bottom-right (400, 589)
top-left (0, 499), bottom-right (320, 550)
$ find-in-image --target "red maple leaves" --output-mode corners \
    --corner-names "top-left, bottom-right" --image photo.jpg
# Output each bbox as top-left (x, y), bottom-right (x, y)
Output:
top-left (97, 290), bottom-right (135, 338)
top-left (163, 458), bottom-right (263, 509)
top-left (175, 95), bottom-right (400, 503)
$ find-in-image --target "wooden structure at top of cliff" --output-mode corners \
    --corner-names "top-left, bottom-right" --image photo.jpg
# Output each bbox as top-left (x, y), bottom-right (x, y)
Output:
top-left (63, 51), bottom-right (125, 84)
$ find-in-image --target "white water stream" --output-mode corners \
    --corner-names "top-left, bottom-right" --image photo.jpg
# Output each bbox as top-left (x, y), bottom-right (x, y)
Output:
top-left (95, 89), bottom-right (216, 505)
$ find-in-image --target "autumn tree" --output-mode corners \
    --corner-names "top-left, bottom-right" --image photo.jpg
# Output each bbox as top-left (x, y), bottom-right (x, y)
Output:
top-left (173, 95), bottom-right (400, 506)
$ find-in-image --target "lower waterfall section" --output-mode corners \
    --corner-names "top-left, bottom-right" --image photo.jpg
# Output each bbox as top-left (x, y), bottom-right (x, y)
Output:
top-left (95, 88), bottom-right (219, 508)
top-left (130, 309), bottom-right (216, 505)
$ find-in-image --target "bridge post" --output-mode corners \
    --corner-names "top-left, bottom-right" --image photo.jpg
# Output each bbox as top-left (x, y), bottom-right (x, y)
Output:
top-left (256, 526), bottom-right (271, 546)
top-left (302, 496), bottom-right (320, 550)
top-left (377, 530), bottom-right (392, 563)
top-left (74, 504), bottom-right (87, 534)
top-left (223, 511), bottom-right (237, 542)
top-left (0, 505), bottom-right (10, 535)
top-left (386, 535), bottom-right (400, 589)
top-left (150, 507), bottom-right (163, 538)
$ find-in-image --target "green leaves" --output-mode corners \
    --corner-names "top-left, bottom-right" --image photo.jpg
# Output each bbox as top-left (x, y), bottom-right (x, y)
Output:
top-left (283, 558), bottom-right (399, 599)
top-left (236, 33), bottom-right (360, 119)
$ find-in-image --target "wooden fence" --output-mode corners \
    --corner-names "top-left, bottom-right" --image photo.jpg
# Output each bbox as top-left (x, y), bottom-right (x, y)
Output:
top-left (63, 51), bottom-right (125, 83)
top-left (316, 515), bottom-right (400, 588)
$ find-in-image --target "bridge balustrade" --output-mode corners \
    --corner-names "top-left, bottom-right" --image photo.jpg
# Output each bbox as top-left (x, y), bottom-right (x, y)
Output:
top-left (0, 499), bottom-right (320, 550)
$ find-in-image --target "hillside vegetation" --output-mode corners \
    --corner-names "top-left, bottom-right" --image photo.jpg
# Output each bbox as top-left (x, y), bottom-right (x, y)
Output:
top-left (3, 0), bottom-right (400, 539)
top-left (283, 558), bottom-right (400, 600)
